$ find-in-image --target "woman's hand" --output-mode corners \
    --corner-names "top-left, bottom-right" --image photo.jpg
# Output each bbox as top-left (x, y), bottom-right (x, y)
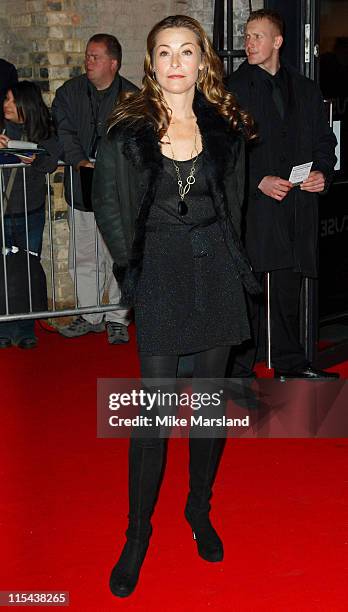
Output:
top-left (17, 154), bottom-right (37, 164)
top-left (0, 134), bottom-right (35, 163)
top-left (0, 134), bottom-right (10, 149)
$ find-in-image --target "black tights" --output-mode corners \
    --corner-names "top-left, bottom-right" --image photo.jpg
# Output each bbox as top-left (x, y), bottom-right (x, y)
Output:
top-left (139, 345), bottom-right (232, 379)
top-left (127, 347), bottom-right (231, 538)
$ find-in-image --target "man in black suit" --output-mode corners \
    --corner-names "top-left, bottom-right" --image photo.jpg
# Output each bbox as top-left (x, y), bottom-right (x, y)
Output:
top-left (0, 59), bottom-right (18, 121)
top-left (228, 9), bottom-right (339, 379)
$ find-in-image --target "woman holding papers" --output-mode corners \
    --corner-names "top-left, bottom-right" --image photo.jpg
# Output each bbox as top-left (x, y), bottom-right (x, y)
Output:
top-left (0, 81), bottom-right (59, 348)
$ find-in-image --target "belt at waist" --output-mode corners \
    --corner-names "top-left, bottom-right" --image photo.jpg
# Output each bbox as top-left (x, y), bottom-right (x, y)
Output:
top-left (146, 215), bottom-right (218, 233)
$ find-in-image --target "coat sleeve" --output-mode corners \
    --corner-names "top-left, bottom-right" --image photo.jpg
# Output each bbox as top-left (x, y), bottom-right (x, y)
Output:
top-left (52, 85), bottom-right (88, 169)
top-left (223, 135), bottom-right (245, 240)
top-left (31, 133), bottom-right (61, 174)
top-left (92, 133), bottom-right (129, 270)
top-left (226, 75), bottom-right (264, 201)
top-left (222, 134), bottom-right (261, 295)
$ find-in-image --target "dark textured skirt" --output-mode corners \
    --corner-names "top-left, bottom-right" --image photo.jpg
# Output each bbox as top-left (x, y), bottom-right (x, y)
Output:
top-left (134, 221), bottom-right (250, 355)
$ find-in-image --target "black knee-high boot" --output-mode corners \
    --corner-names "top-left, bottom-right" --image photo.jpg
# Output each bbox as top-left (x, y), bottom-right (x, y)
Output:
top-left (185, 437), bottom-right (225, 562)
top-left (109, 437), bottom-right (165, 598)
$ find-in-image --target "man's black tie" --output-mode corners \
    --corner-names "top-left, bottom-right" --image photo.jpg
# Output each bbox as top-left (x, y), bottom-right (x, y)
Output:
top-left (270, 78), bottom-right (285, 120)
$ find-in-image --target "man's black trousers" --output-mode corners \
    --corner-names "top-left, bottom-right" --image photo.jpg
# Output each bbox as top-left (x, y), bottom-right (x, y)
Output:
top-left (231, 268), bottom-right (309, 373)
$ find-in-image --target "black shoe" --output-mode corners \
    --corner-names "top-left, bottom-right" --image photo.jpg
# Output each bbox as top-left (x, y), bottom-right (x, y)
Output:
top-left (185, 509), bottom-right (223, 562)
top-left (231, 371), bottom-right (257, 379)
top-left (0, 337), bottom-right (12, 349)
top-left (17, 337), bottom-right (38, 349)
top-left (274, 366), bottom-right (340, 380)
top-left (109, 536), bottom-right (150, 598)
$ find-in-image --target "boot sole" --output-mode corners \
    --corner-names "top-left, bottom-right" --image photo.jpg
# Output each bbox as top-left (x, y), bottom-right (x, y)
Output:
top-left (197, 546), bottom-right (224, 562)
top-left (187, 519), bottom-right (224, 563)
top-left (110, 583), bottom-right (136, 598)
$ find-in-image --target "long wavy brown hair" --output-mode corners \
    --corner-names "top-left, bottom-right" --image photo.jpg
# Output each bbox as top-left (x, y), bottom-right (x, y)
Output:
top-left (108, 14), bottom-right (255, 140)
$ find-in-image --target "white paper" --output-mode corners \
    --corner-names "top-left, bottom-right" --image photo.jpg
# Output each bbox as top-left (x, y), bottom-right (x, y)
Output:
top-left (289, 162), bottom-right (313, 185)
top-left (7, 139), bottom-right (38, 150)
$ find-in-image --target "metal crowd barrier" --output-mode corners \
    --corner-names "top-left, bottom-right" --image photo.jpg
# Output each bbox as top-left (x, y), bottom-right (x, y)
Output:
top-left (0, 161), bottom-right (327, 370)
top-left (0, 161), bottom-right (122, 323)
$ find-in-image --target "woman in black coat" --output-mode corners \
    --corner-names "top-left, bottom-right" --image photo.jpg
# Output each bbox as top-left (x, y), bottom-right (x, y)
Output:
top-left (0, 81), bottom-right (59, 348)
top-left (92, 14), bottom-right (258, 598)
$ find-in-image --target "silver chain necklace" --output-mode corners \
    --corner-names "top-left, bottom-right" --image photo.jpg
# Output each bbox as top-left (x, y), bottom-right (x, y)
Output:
top-left (166, 124), bottom-right (199, 216)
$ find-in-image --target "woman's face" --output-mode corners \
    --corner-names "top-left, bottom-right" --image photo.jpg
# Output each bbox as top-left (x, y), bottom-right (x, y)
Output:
top-left (152, 27), bottom-right (204, 96)
top-left (3, 90), bottom-right (22, 124)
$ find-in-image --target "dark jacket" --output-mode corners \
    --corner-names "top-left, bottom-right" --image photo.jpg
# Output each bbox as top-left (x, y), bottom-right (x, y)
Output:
top-left (228, 61), bottom-right (337, 276)
top-left (1, 121), bottom-right (60, 215)
top-left (0, 59), bottom-right (18, 121)
top-left (92, 92), bottom-right (260, 307)
top-left (52, 72), bottom-right (138, 211)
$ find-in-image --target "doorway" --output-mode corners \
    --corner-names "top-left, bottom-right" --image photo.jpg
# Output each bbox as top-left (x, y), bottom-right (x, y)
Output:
top-left (315, 0), bottom-right (348, 362)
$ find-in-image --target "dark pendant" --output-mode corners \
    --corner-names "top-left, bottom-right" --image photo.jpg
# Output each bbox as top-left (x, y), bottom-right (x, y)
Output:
top-left (178, 200), bottom-right (188, 216)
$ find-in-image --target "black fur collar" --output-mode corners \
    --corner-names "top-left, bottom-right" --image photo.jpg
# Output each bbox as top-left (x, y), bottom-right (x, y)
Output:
top-left (118, 91), bottom-right (242, 179)
top-left (108, 91), bottom-right (260, 303)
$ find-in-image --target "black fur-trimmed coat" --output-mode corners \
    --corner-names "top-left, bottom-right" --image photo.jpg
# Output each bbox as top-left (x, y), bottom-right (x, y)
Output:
top-left (92, 92), bottom-right (259, 306)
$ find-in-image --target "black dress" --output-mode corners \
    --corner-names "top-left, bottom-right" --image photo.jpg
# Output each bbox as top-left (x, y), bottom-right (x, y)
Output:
top-left (134, 154), bottom-right (250, 355)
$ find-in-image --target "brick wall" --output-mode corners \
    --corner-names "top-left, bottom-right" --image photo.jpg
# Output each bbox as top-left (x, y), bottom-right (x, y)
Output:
top-left (233, 0), bottom-right (263, 51)
top-left (1, 0), bottom-right (212, 105)
top-left (0, 0), bottom-right (263, 103)
top-left (0, 0), bottom-right (263, 312)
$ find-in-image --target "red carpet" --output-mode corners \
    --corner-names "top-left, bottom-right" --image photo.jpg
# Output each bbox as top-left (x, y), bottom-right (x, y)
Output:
top-left (1, 324), bottom-right (347, 610)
